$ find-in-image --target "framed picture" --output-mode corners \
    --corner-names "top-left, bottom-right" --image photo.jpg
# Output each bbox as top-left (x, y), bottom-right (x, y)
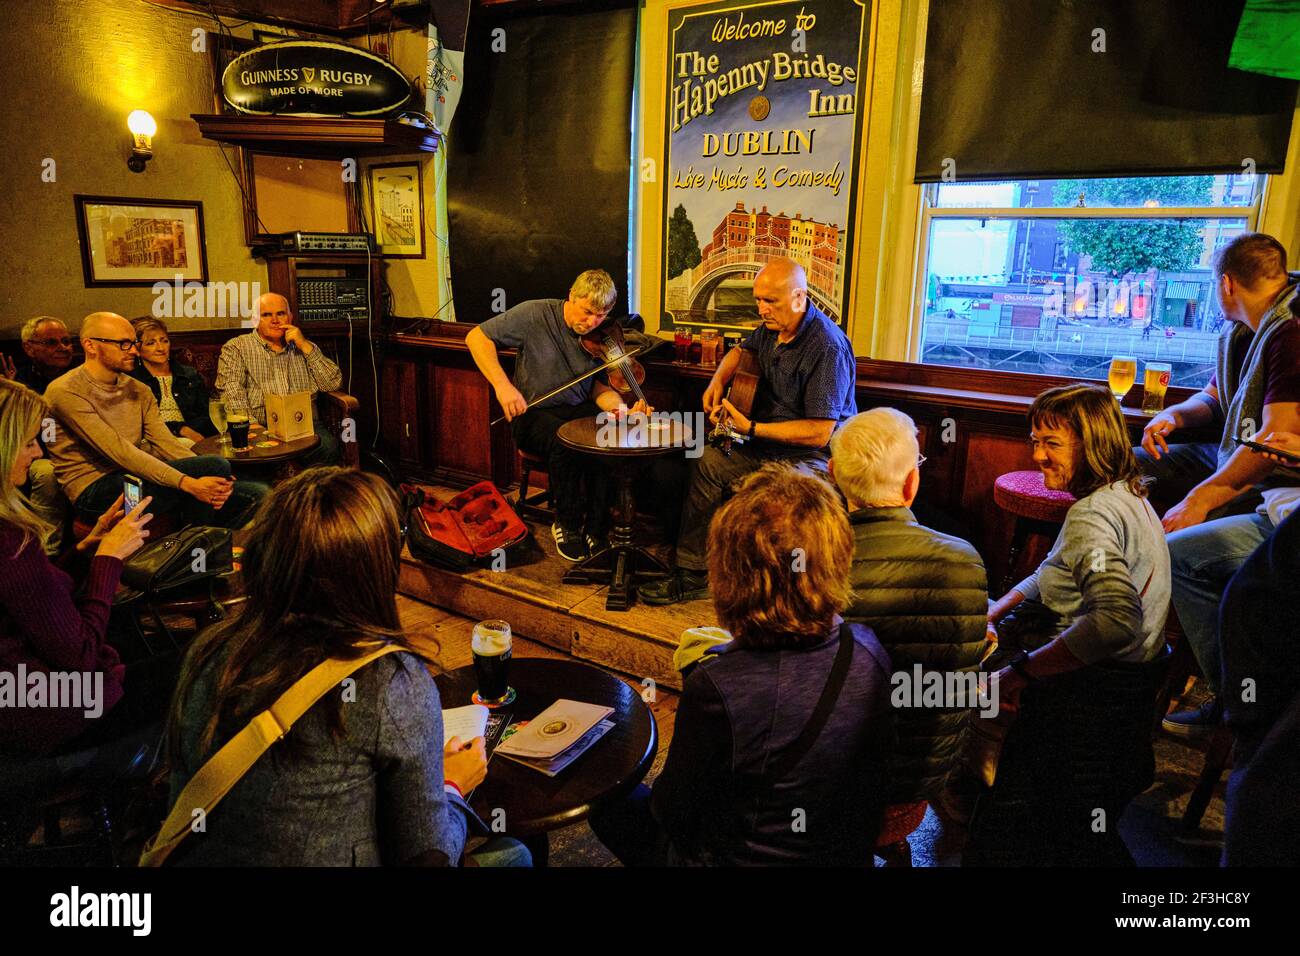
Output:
top-left (74, 196), bottom-right (208, 287)
top-left (367, 162), bottom-right (425, 258)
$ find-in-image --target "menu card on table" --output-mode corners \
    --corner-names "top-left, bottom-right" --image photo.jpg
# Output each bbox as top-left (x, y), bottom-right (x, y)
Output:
top-left (494, 699), bottom-right (615, 777)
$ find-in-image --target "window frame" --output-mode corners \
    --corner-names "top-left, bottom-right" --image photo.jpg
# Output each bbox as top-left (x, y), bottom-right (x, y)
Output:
top-left (908, 175), bottom-right (1268, 375)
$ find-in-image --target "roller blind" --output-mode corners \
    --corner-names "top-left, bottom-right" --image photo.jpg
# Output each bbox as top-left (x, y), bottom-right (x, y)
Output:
top-left (446, 4), bottom-right (637, 321)
top-left (914, 0), bottom-right (1298, 183)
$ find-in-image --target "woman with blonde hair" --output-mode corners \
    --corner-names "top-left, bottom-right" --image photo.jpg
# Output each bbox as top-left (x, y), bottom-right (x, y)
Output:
top-left (163, 466), bottom-right (528, 866)
top-left (0, 379), bottom-right (152, 755)
top-left (966, 383), bottom-right (1171, 866)
top-left (591, 463), bottom-right (894, 865)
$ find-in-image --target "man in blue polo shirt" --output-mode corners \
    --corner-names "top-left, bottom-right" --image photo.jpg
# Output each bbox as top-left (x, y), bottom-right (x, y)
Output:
top-left (640, 257), bottom-right (858, 604)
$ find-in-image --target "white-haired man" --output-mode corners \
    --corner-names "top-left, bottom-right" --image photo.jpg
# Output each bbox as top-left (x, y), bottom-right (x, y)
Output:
top-left (9, 317), bottom-right (77, 551)
top-left (829, 407), bottom-right (989, 807)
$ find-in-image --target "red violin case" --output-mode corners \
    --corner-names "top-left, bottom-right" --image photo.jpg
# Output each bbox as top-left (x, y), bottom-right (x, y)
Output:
top-left (402, 481), bottom-right (531, 572)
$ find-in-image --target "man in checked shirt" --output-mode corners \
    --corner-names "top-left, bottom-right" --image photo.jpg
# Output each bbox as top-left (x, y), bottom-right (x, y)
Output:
top-left (216, 293), bottom-right (344, 466)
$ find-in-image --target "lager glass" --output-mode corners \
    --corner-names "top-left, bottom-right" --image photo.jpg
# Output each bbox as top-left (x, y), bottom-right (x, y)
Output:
top-left (471, 620), bottom-right (516, 707)
top-left (208, 398), bottom-right (229, 445)
top-left (1142, 363), bottom-right (1171, 415)
top-left (1108, 355), bottom-right (1137, 403)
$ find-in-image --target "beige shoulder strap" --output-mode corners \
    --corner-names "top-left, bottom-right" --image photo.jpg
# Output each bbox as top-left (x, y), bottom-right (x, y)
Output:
top-left (138, 643), bottom-right (407, 867)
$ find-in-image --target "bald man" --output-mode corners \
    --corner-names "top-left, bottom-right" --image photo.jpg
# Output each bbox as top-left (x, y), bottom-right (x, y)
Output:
top-left (215, 293), bottom-right (344, 466)
top-left (640, 258), bottom-right (858, 604)
top-left (45, 312), bottom-right (267, 529)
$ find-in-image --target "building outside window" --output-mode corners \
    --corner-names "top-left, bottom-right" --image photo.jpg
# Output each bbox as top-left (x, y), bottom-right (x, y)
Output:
top-left (915, 175), bottom-right (1260, 387)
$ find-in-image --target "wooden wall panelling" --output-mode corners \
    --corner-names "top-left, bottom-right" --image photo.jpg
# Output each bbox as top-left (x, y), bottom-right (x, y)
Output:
top-left (432, 362), bottom-right (495, 480)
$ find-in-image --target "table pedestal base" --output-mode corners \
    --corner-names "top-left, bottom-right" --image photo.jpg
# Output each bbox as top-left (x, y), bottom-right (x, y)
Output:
top-left (562, 463), bottom-right (667, 611)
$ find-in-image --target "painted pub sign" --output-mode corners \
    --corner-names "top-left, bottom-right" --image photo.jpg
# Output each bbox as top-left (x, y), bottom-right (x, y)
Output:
top-left (222, 40), bottom-right (411, 117)
top-left (662, 0), bottom-right (871, 329)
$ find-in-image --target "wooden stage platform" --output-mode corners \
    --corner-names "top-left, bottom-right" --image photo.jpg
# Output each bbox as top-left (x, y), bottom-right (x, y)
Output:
top-left (399, 516), bottom-right (715, 693)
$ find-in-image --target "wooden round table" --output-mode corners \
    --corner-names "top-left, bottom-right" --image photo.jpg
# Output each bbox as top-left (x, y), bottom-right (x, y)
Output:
top-left (435, 657), bottom-right (658, 863)
top-left (556, 414), bottom-right (698, 610)
top-left (192, 426), bottom-right (320, 478)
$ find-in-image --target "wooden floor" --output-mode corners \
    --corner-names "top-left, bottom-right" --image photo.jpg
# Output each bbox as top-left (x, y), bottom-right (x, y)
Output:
top-left (398, 503), bottom-right (715, 692)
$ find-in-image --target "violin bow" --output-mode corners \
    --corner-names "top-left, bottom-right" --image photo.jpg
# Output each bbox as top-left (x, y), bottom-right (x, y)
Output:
top-left (488, 344), bottom-right (648, 425)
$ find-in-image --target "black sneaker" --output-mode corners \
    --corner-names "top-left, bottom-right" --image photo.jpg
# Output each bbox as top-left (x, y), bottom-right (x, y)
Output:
top-left (1161, 696), bottom-right (1223, 738)
top-left (551, 523), bottom-right (589, 562)
top-left (585, 531), bottom-right (609, 556)
top-left (638, 569), bottom-right (710, 605)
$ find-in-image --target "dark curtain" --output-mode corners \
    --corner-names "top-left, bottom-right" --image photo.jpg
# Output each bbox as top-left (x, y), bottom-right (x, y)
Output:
top-left (915, 0), bottom-right (1298, 183)
top-left (447, 4), bottom-right (637, 321)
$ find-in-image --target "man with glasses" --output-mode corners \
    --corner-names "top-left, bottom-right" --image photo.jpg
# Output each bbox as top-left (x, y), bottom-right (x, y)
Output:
top-left (6, 317), bottom-right (78, 551)
top-left (45, 312), bottom-right (267, 529)
top-left (639, 258), bottom-right (858, 604)
top-left (14, 316), bottom-right (76, 395)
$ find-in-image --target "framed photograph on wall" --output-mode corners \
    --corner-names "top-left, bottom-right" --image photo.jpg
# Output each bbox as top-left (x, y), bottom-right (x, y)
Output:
top-left (74, 195), bottom-right (208, 287)
top-left (367, 162), bottom-right (425, 258)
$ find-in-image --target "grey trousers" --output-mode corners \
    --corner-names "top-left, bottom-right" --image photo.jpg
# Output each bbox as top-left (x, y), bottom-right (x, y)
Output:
top-left (673, 442), bottom-right (830, 571)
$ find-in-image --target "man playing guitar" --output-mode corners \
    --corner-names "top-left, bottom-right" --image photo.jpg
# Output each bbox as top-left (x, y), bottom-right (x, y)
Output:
top-left (639, 257), bottom-right (858, 604)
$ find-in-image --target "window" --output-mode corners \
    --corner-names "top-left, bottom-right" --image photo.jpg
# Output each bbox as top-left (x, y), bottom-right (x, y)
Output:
top-left (915, 175), bottom-right (1260, 388)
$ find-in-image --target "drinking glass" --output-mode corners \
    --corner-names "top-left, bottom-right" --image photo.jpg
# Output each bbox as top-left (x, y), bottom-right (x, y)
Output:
top-left (471, 620), bottom-right (516, 707)
top-left (700, 328), bottom-right (720, 368)
top-left (673, 328), bottom-right (692, 364)
top-left (208, 398), bottom-right (229, 445)
top-left (1108, 355), bottom-right (1137, 403)
top-left (1142, 363), bottom-right (1171, 415)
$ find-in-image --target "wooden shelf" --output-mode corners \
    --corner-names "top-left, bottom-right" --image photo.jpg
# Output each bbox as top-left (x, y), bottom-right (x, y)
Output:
top-left (192, 114), bottom-right (440, 158)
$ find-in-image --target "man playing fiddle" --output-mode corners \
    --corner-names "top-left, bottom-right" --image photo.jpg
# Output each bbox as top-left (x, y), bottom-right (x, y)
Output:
top-left (466, 269), bottom-right (650, 562)
top-left (639, 257), bottom-right (858, 604)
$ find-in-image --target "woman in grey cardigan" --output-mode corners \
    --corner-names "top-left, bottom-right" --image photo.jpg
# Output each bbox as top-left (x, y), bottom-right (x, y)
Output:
top-left (163, 468), bottom-right (528, 867)
top-left (966, 384), bottom-right (1171, 866)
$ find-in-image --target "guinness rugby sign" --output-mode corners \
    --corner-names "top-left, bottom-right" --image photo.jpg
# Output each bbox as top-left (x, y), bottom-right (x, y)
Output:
top-left (223, 40), bottom-right (410, 117)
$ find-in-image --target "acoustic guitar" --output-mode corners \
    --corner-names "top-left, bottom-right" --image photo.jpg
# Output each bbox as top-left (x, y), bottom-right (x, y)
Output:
top-left (708, 348), bottom-right (761, 456)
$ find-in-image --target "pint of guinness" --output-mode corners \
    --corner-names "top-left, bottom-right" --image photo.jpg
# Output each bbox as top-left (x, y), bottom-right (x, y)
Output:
top-left (471, 620), bottom-right (516, 707)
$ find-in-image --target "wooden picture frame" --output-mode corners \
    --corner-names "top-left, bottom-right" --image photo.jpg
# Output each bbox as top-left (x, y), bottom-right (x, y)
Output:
top-left (73, 195), bottom-right (208, 287)
top-left (367, 161), bottom-right (425, 258)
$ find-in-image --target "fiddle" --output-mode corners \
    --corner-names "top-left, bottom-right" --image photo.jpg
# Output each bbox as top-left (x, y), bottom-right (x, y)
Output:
top-left (581, 320), bottom-right (651, 409)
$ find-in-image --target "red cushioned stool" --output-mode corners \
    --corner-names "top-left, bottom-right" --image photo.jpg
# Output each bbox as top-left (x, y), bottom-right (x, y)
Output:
top-left (874, 800), bottom-right (928, 867)
top-left (993, 470), bottom-right (1076, 594)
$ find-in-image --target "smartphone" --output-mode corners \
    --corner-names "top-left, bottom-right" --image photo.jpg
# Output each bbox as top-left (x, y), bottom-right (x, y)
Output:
top-left (1233, 434), bottom-right (1300, 466)
top-left (122, 473), bottom-right (143, 514)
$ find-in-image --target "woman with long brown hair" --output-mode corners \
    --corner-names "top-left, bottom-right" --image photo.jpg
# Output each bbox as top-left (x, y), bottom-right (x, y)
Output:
top-left (966, 383), bottom-right (1171, 866)
top-left (164, 466), bottom-right (528, 866)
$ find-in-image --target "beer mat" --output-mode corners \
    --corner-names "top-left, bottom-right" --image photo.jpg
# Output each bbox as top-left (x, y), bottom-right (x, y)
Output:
top-left (484, 710), bottom-right (512, 757)
top-left (494, 699), bottom-right (614, 759)
top-left (255, 439), bottom-right (280, 448)
top-left (497, 720), bottom-right (615, 777)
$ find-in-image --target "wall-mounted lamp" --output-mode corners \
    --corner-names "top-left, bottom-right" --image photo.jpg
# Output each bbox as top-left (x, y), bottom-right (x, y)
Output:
top-left (127, 110), bottom-right (156, 172)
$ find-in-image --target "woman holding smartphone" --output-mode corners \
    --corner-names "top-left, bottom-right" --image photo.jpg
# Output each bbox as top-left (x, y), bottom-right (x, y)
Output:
top-left (0, 379), bottom-right (154, 756)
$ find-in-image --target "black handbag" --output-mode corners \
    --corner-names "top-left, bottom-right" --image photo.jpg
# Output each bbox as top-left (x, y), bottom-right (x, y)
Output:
top-left (120, 526), bottom-right (233, 596)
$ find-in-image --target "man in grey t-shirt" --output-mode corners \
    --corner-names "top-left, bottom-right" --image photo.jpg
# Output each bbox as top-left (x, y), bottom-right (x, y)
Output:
top-left (466, 270), bottom-right (650, 562)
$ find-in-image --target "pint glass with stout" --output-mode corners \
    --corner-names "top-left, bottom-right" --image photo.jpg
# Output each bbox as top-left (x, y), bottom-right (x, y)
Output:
top-left (471, 620), bottom-right (516, 707)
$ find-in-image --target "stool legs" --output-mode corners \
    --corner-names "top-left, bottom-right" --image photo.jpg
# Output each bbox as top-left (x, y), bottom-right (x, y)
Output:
top-left (1183, 726), bottom-right (1232, 831)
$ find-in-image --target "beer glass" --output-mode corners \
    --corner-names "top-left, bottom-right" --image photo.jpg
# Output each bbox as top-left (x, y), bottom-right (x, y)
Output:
top-left (1142, 363), bottom-right (1172, 415)
top-left (700, 328), bottom-right (720, 368)
top-left (227, 412), bottom-right (250, 449)
top-left (208, 398), bottom-right (229, 445)
top-left (471, 620), bottom-right (516, 707)
top-left (673, 328), bottom-right (692, 364)
top-left (1108, 355), bottom-right (1137, 403)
